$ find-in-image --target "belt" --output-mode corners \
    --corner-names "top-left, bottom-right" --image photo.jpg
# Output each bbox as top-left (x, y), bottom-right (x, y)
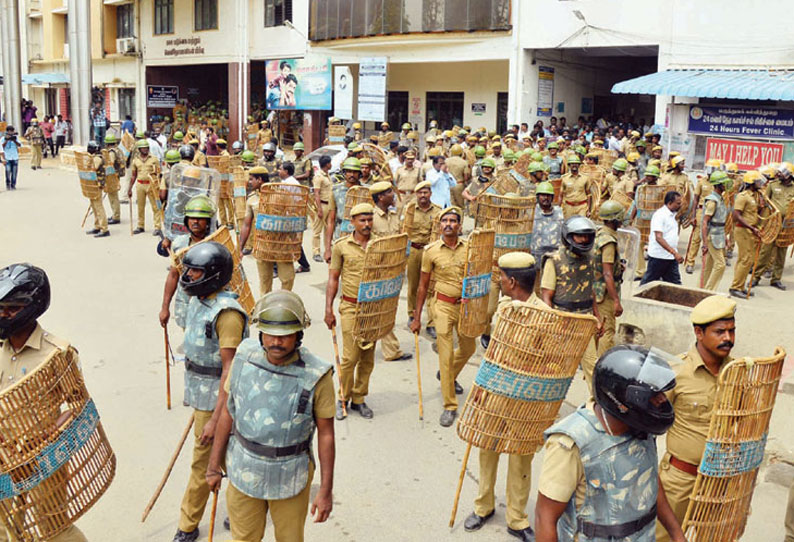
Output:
top-left (670, 454), bottom-right (699, 476)
top-left (185, 359), bottom-right (222, 378)
top-left (320, 200), bottom-right (329, 204)
top-left (235, 433), bottom-right (311, 459)
top-left (564, 199), bottom-right (588, 206)
top-left (137, 180), bottom-right (150, 185)
top-left (436, 292), bottom-right (461, 304)
top-left (553, 298), bottom-right (592, 311)
top-left (578, 505), bottom-right (657, 539)
top-left (410, 242), bottom-right (426, 250)
top-left (341, 295), bottom-right (358, 304)
top-left (710, 221), bottom-right (726, 227)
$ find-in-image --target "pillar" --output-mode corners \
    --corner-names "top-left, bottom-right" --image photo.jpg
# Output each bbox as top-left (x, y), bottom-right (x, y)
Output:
top-left (228, 61), bottom-right (250, 144)
top-left (3, 0), bottom-right (23, 130)
top-left (303, 111), bottom-right (324, 152)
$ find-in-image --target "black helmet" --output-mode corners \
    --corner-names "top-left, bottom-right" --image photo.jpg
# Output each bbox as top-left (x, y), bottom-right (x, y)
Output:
top-left (0, 264), bottom-right (51, 339)
top-left (178, 242), bottom-right (233, 297)
top-left (594, 345), bottom-right (676, 437)
top-left (179, 144), bottom-right (196, 162)
top-left (87, 141), bottom-right (100, 154)
top-left (561, 216), bottom-right (596, 255)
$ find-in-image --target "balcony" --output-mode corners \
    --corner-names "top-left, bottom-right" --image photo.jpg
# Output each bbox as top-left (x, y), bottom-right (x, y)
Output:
top-left (309, 0), bottom-right (511, 41)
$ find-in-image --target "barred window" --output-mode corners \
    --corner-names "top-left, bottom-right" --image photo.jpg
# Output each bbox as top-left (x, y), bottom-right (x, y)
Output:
top-left (154, 0), bottom-right (173, 35)
top-left (194, 0), bottom-right (218, 31)
top-left (265, 0), bottom-right (293, 27)
top-left (117, 4), bottom-right (134, 39)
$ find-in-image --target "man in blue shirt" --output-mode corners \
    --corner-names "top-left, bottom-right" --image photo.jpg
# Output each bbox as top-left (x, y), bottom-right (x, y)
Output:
top-left (121, 115), bottom-right (135, 135)
top-left (91, 103), bottom-right (107, 148)
top-left (426, 155), bottom-right (456, 209)
top-left (0, 126), bottom-right (21, 190)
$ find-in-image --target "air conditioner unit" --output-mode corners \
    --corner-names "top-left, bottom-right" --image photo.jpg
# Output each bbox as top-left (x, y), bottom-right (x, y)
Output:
top-left (115, 37), bottom-right (136, 54)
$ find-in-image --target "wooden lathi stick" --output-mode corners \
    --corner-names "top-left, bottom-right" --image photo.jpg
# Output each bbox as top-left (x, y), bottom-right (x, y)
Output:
top-left (414, 332), bottom-right (423, 420)
top-left (331, 324), bottom-right (347, 418)
top-left (80, 202), bottom-right (92, 228)
top-left (129, 199), bottom-right (134, 236)
top-left (747, 240), bottom-right (762, 297)
top-left (164, 327), bottom-right (172, 410)
top-left (141, 413), bottom-right (195, 522)
top-left (699, 250), bottom-right (707, 289)
top-left (449, 442), bottom-right (472, 528)
top-left (208, 490), bottom-right (219, 542)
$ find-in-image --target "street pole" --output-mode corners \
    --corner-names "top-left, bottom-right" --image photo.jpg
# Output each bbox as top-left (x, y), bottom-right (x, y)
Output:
top-left (4, 0), bottom-right (22, 130)
top-left (68, 0), bottom-right (92, 146)
top-left (67, 0), bottom-right (81, 145)
top-left (0, 0), bottom-right (12, 125)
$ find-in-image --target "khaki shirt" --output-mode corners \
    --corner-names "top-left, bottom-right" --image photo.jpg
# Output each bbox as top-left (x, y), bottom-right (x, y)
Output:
top-left (421, 238), bottom-right (468, 298)
top-left (395, 165), bottom-right (422, 193)
top-left (766, 180), bottom-right (794, 213)
top-left (245, 193), bottom-right (259, 220)
top-left (295, 156), bottom-right (314, 183)
top-left (132, 154), bottom-right (161, 183)
top-left (445, 156), bottom-right (470, 184)
top-left (490, 154), bottom-right (505, 169)
top-left (330, 234), bottom-right (368, 299)
top-left (193, 150), bottom-right (208, 168)
top-left (0, 324), bottom-right (72, 392)
top-left (734, 190), bottom-right (760, 227)
top-left (313, 170), bottom-right (334, 203)
top-left (694, 177), bottom-right (714, 203)
top-left (372, 206), bottom-right (400, 237)
top-left (664, 171), bottom-right (689, 193)
top-left (406, 201), bottom-right (442, 244)
top-left (561, 173), bottom-right (591, 203)
top-left (665, 347), bottom-right (731, 465)
top-left (613, 178), bottom-right (634, 198)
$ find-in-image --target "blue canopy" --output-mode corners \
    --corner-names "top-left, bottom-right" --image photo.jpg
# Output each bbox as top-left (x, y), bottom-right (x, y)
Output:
top-left (21, 72), bottom-right (70, 86)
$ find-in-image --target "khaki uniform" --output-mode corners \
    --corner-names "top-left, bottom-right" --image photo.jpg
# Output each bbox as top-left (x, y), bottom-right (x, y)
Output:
top-left (131, 154), bottom-right (163, 230)
top-left (664, 171), bottom-right (689, 195)
top-left (105, 148), bottom-right (122, 221)
top-left (405, 201), bottom-right (441, 328)
top-left (754, 180), bottom-right (794, 282)
top-left (0, 324), bottom-right (88, 542)
top-left (192, 149), bottom-right (208, 168)
top-left (372, 205), bottom-right (406, 360)
top-left (445, 156), bottom-right (470, 208)
top-left (593, 227), bottom-right (619, 357)
top-left (90, 155), bottom-right (109, 233)
top-left (604, 172), bottom-right (622, 198)
top-left (24, 126), bottom-right (44, 168)
top-left (331, 235), bottom-right (377, 404)
top-left (560, 172), bottom-right (592, 219)
top-left (246, 193), bottom-right (295, 295)
top-left (395, 165), bottom-right (422, 214)
top-left (701, 197), bottom-right (726, 291)
top-left (729, 190), bottom-right (761, 291)
top-left (656, 347), bottom-right (728, 542)
top-left (311, 170), bottom-right (334, 257)
top-left (421, 238), bottom-right (477, 410)
top-left (685, 177), bottom-right (714, 267)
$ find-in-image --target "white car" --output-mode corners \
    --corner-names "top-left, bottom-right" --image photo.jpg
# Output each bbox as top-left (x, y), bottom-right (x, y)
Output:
top-left (307, 144), bottom-right (347, 176)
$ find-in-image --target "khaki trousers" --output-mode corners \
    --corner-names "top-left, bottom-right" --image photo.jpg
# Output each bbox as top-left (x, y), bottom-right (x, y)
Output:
top-left (596, 296), bottom-right (616, 358)
top-left (581, 337), bottom-right (597, 392)
top-left (179, 409), bottom-right (214, 533)
top-left (311, 203), bottom-right (330, 256)
top-left (754, 241), bottom-right (787, 282)
top-left (655, 452), bottom-right (696, 542)
top-left (451, 182), bottom-right (465, 208)
top-left (685, 208), bottom-right (704, 267)
top-left (562, 202), bottom-right (588, 219)
top-left (135, 182), bottom-right (162, 230)
top-left (435, 297), bottom-right (477, 411)
top-left (256, 260), bottom-right (295, 296)
top-left (702, 237), bottom-right (726, 291)
top-left (106, 189), bottom-right (121, 221)
top-left (785, 479), bottom-right (794, 542)
top-left (406, 247), bottom-right (434, 327)
top-left (218, 197), bottom-right (235, 228)
top-left (227, 463), bottom-right (314, 542)
top-left (31, 144), bottom-right (42, 168)
top-left (339, 300), bottom-right (376, 404)
top-left (379, 330), bottom-right (404, 360)
top-left (473, 450), bottom-right (534, 530)
top-left (89, 195), bottom-right (108, 233)
top-left (730, 226), bottom-right (758, 291)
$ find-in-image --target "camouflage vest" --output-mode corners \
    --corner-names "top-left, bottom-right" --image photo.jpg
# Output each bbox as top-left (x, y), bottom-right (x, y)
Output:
top-left (227, 339), bottom-right (332, 500)
top-left (110, 147), bottom-right (125, 177)
top-left (183, 291), bottom-right (249, 411)
top-left (704, 192), bottom-right (728, 250)
top-left (545, 406), bottom-right (658, 542)
top-left (544, 155), bottom-right (563, 179)
top-left (544, 247), bottom-right (594, 314)
top-left (261, 158), bottom-right (280, 178)
top-left (531, 206), bottom-right (564, 258)
top-left (171, 234), bottom-right (191, 329)
top-left (93, 155), bottom-right (106, 183)
top-left (332, 182), bottom-right (350, 238)
top-left (593, 226), bottom-right (622, 304)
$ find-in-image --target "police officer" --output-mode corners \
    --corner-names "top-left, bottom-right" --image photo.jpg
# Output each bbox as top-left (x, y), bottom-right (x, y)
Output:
top-left (604, 158), bottom-right (628, 199)
top-left (560, 155), bottom-right (593, 219)
top-left (171, 242), bottom-right (248, 542)
top-left (85, 140), bottom-right (110, 238)
top-left (463, 252), bottom-right (541, 542)
top-left (463, 157), bottom-right (496, 223)
top-left (292, 142), bottom-right (314, 187)
top-left (446, 143), bottom-right (471, 208)
top-left (190, 139), bottom-right (208, 167)
top-left (531, 182), bottom-right (564, 274)
top-left (410, 207), bottom-right (476, 427)
top-left (0, 264), bottom-right (91, 542)
top-left (258, 142), bottom-right (281, 178)
top-left (24, 118), bottom-right (44, 170)
top-left (405, 181), bottom-right (441, 339)
top-left (129, 139), bottom-right (163, 236)
top-left (325, 203), bottom-right (378, 420)
top-left (656, 295), bottom-right (736, 542)
top-left (312, 155), bottom-right (334, 262)
top-left (394, 150), bottom-right (422, 215)
top-left (753, 162), bottom-right (794, 290)
top-left (324, 157), bottom-right (364, 261)
top-left (206, 291), bottom-right (335, 541)
top-left (540, 216), bottom-right (602, 386)
top-left (700, 171), bottom-right (731, 291)
top-left (536, 345), bottom-right (686, 542)
top-left (593, 201), bottom-right (625, 356)
top-left (729, 171), bottom-right (765, 299)
top-left (543, 142), bottom-right (565, 180)
top-left (103, 133), bottom-right (124, 225)
top-left (685, 159), bottom-right (723, 274)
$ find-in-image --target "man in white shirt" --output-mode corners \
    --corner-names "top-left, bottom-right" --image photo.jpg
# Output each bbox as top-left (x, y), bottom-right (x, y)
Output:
top-left (277, 161), bottom-right (300, 186)
top-left (147, 133), bottom-right (164, 163)
top-left (426, 155), bottom-right (456, 209)
top-left (641, 190), bottom-right (684, 285)
top-left (389, 146), bottom-right (407, 176)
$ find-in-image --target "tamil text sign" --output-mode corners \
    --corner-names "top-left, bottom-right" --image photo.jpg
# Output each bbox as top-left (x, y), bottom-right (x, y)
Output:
top-left (266, 56), bottom-right (331, 111)
top-left (537, 66), bottom-right (554, 117)
top-left (705, 138), bottom-right (784, 170)
top-left (358, 57), bottom-right (387, 122)
top-left (689, 106), bottom-right (794, 140)
top-left (147, 86), bottom-right (178, 108)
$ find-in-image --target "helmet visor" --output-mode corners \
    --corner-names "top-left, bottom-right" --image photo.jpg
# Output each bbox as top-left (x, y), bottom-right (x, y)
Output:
top-left (626, 347), bottom-right (677, 410)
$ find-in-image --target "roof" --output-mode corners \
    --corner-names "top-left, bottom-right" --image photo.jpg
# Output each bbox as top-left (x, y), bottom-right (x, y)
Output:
top-left (611, 69), bottom-right (794, 100)
top-left (21, 73), bottom-right (70, 86)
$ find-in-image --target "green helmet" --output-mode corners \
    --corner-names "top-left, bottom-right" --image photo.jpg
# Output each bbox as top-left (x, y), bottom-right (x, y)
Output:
top-left (173, 131), bottom-right (184, 141)
top-left (165, 149), bottom-right (180, 164)
top-left (474, 145), bottom-right (486, 158)
top-left (164, 116), bottom-right (170, 122)
top-left (709, 170), bottom-right (730, 185)
top-left (136, 139), bottom-right (150, 149)
top-left (402, 122), bottom-right (412, 131)
top-left (598, 200), bottom-right (626, 221)
top-left (529, 161), bottom-right (545, 174)
top-left (535, 181), bottom-right (555, 196)
top-left (644, 165), bottom-right (661, 177)
top-left (293, 142), bottom-right (305, 151)
top-left (503, 150), bottom-right (515, 162)
top-left (567, 155), bottom-right (582, 165)
top-left (612, 158), bottom-right (628, 172)
top-left (575, 145), bottom-right (586, 156)
top-left (254, 290), bottom-right (309, 336)
top-left (135, 130), bottom-right (145, 139)
top-left (347, 141), bottom-right (359, 151)
top-left (183, 195), bottom-right (216, 219)
top-left (481, 157), bottom-right (496, 169)
top-left (104, 133), bottom-right (117, 144)
top-left (342, 157), bottom-right (362, 172)
top-left (547, 142), bottom-right (559, 150)
top-left (241, 150), bottom-right (256, 163)
top-left (531, 151), bottom-right (543, 162)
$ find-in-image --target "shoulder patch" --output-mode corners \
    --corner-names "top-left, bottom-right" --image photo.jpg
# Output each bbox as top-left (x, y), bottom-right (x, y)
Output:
top-left (42, 332), bottom-right (72, 352)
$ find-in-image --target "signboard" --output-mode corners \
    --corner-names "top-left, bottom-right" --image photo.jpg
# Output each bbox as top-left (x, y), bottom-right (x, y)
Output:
top-left (689, 106), bottom-right (794, 140)
top-left (266, 56), bottom-right (332, 111)
top-left (537, 66), bottom-right (554, 117)
top-left (147, 85), bottom-right (179, 108)
top-left (358, 57), bottom-right (387, 122)
top-left (705, 137), bottom-right (784, 170)
top-left (334, 66), bottom-right (353, 120)
top-left (471, 103), bottom-right (486, 116)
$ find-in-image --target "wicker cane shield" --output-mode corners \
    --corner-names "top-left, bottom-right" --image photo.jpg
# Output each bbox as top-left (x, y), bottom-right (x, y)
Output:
top-left (100, 149), bottom-right (120, 193)
top-left (207, 155), bottom-right (232, 199)
top-left (232, 166), bottom-right (248, 223)
top-left (352, 233), bottom-right (409, 343)
top-left (75, 151), bottom-right (101, 199)
top-left (171, 227), bottom-right (256, 316)
top-left (361, 143), bottom-right (393, 183)
top-left (340, 186), bottom-right (373, 236)
top-left (458, 229), bottom-right (495, 338)
top-left (119, 131), bottom-right (135, 161)
top-left (479, 194), bottom-right (534, 280)
top-left (513, 153), bottom-right (531, 180)
top-left (635, 184), bottom-right (669, 246)
top-left (775, 200), bottom-right (794, 247)
top-left (681, 347), bottom-right (786, 542)
top-left (253, 183), bottom-right (310, 263)
top-left (759, 193), bottom-right (782, 245)
top-left (0, 349), bottom-right (116, 542)
top-left (163, 164), bottom-right (221, 240)
top-left (457, 302), bottom-right (597, 454)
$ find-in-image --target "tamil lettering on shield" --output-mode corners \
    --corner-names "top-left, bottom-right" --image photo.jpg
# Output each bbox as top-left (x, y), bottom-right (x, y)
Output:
top-left (255, 214), bottom-right (307, 233)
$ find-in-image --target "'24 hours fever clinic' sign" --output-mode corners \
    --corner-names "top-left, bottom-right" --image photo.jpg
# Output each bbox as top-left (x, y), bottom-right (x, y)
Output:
top-left (705, 138), bottom-right (783, 170)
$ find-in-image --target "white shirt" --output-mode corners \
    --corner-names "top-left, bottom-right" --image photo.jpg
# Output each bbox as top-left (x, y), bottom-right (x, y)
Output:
top-left (608, 136), bottom-right (622, 153)
top-left (389, 157), bottom-right (402, 176)
top-left (147, 138), bottom-right (164, 161)
top-left (647, 205), bottom-right (679, 260)
top-left (54, 121), bottom-right (67, 137)
top-left (425, 167), bottom-right (456, 208)
top-left (281, 175), bottom-right (299, 185)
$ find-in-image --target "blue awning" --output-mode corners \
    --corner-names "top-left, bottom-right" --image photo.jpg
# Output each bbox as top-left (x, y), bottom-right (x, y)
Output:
top-left (611, 69), bottom-right (794, 100)
top-left (21, 72), bottom-right (69, 86)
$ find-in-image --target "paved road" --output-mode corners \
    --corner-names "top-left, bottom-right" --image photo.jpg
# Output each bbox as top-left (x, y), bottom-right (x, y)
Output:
top-left (0, 160), bottom-right (792, 541)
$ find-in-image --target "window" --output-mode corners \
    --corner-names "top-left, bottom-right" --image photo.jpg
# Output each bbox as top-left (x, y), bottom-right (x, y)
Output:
top-left (154, 0), bottom-right (173, 35)
top-left (119, 89), bottom-right (135, 121)
top-left (194, 0), bottom-right (218, 30)
top-left (497, 92), bottom-right (508, 135)
top-left (117, 4), bottom-right (134, 39)
top-left (265, 0), bottom-right (292, 27)
top-left (426, 92), bottom-right (464, 131)
top-left (387, 91), bottom-right (408, 132)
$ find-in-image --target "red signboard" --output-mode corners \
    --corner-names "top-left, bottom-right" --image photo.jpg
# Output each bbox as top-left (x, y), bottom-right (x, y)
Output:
top-left (705, 138), bottom-right (784, 170)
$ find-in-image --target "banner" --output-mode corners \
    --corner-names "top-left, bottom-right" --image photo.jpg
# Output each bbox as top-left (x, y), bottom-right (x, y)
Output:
top-left (705, 138), bottom-right (784, 170)
top-left (147, 86), bottom-right (179, 108)
top-left (358, 57), bottom-right (388, 122)
top-left (537, 66), bottom-right (554, 117)
top-left (334, 66), bottom-right (354, 120)
top-left (689, 106), bottom-right (794, 140)
top-left (266, 56), bottom-right (332, 111)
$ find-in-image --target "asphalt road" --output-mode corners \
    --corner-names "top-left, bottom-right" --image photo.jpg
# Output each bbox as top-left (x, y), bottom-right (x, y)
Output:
top-left (0, 159), bottom-right (792, 541)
